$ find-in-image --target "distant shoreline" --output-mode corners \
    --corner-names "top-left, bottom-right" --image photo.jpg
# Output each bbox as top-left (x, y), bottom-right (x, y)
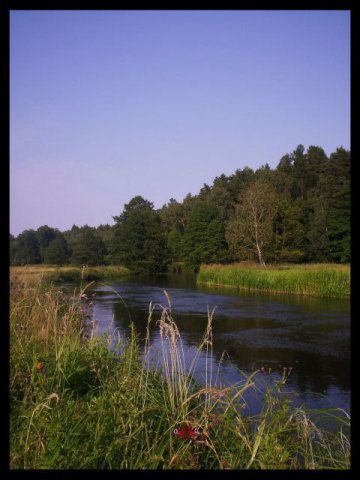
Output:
top-left (197, 262), bottom-right (350, 299)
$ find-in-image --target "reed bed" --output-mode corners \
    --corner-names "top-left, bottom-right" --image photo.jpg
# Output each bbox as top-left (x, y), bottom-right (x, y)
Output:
top-left (10, 273), bottom-right (350, 469)
top-left (10, 264), bottom-right (131, 284)
top-left (197, 263), bottom-right (350, 299)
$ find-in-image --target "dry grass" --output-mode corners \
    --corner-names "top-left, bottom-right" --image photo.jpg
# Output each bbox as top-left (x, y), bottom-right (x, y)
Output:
top-left (10, 265), bottom-right (131, 284)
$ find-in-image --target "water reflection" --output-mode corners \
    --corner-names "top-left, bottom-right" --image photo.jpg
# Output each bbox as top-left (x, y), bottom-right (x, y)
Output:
top-left (88, 275), bottom-right (350, 417)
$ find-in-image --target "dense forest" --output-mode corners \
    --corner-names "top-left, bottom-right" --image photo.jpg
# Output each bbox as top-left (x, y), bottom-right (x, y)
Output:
top-left (10, 144), bottom-right (350, 274)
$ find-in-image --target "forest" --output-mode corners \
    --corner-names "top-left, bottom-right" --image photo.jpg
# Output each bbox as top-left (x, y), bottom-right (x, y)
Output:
top-left (10, 144), bottom-right (350, 274)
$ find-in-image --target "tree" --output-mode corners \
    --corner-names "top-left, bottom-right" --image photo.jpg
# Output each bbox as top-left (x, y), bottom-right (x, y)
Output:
top-left (36, 225), bottom-right (71, 264)
top-left (10, 234), bottom-right (16, 265)
top-left (206, 185), bottom-right (234, 222)
top-left (159, 198), bottom-right (185, 233)
top-left (306, 194), bottom-right (331, 262)
top-left (110, 196), bottom-right (169, 275)
top-left (305, 145), bottom-right (328, 190)
top-left (227, 167), bottom-right (255, 203)
top-left (11, 230), bottom-right (40, 265)
top-left (292, 144), bottom-right (307, 199)
top-left (96, 224), bottom-right (115, 264)
top-left (255, 163), bottom-right (277, 186)
top-left (273, 198), bottom-right (305, 262)
top-left (167, 227), bottom-right (183, 265)
top-left (70, 226), bottom-right (107, 266)
top-left (226, 181), bottom-right (277, 267)
top-left (36, 225), bottom-right (58, 262)
top-left (44, 237), bottom-right (71, 265)
top-left (327, 181), bottom-right (350, 262)
top-left (305, 147), bottom-right (350, 263)
top-left (275, 154), bottom-right (294, 197)
top-left (182, 201), bottom-right (228, 271)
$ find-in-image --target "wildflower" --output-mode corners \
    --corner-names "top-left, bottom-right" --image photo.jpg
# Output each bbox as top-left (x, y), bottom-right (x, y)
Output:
top-left (37, 361), bottom-right (45, 374)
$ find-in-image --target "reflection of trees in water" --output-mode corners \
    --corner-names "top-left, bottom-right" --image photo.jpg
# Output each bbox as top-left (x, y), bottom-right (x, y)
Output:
top-left (219, 343), bottom-right (350, 395)
top-left (112, 303), bottom-right (148, 335)
top-left (110, 301), bottom-right (350, 397)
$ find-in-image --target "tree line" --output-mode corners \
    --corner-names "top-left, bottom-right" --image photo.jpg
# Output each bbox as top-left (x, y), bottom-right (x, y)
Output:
top-left (10, 144), bottom-right (350, 274)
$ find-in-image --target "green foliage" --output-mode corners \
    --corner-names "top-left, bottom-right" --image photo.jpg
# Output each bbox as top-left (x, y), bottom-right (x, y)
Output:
top-left (167, 227), bottom-right (183, 263)
top-left (325, 149), bottom-right (350, 263)
top-left (110, 196), bottom-right (169, 275)
top-left (226, 181), bottom-right (278, 266)
top-left (95, 224), bottom-right (115, 263)
top-left (69, 226), bottom-right (107, 266)
top-left (182, 201), bottom-right (228, 271)
top-left (327, 182), bottom-right (350, 262)
top-left (159, 198), bottom-right (185, 233)
top-left (10, 277), bottom-right (350, 469)
top-left (306, 194), bottom-right (330, 261)
top-left (44, 237), bottom-right (71, 265)
top-left (10, 144), bottom-right (350, 269)
top-left (11, 229), bottom-right (41, 265)
top-left (273, 198), bottom-right (305, 262)
top-left (10, 234), bottom-right (17, 264)
top-left (36, 225), bottom-right (58, 262)
top-left (197, 263), bottom-right (350, 299)
top-left (303, 147), bottom-right (350, 263)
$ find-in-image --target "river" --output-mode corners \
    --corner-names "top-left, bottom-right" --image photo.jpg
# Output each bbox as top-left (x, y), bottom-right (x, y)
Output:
top-left (72, 273), bottom-right (350, 427)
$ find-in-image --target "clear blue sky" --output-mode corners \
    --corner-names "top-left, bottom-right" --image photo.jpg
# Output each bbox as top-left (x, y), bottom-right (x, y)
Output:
top-left (10, 10), bottom-right (350, 236)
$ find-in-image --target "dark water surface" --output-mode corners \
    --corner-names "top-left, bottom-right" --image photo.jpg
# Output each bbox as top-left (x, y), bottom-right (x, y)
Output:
top-left (78, 274), bottom-right (350, 422)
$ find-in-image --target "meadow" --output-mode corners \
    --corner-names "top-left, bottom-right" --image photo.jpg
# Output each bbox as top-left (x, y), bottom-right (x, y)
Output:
top-left (197, 263), bottom-right (350, 299)
top-left (9, 268), bottom-right (350, 469)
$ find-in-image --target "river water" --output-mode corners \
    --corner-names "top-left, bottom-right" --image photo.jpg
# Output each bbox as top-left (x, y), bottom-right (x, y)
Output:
top-left (75, 274), bottom-right (350, 426)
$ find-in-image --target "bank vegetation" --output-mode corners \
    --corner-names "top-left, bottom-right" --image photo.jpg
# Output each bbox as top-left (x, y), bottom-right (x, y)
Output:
top-left (197, 263), bottom-right (350, 299)
top-left (10, 272), bottom-right (350, 469)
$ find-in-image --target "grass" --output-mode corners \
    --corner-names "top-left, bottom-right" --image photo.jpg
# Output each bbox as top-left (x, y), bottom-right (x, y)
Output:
top-left (197, 262), bottom-right (350, 299)
top-left (10, 264), bottom-right (131, 284)
top-left (10, 271), bottom-right (350, 469)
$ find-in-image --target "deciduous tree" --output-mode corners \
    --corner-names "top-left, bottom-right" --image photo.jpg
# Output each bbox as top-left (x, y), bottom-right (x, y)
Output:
top-left (182, 201), bottom-right (228, 271)
top-left (226, 181), bottom-right (277, 267)
top-left (110, 196), bottom-right (169, 275)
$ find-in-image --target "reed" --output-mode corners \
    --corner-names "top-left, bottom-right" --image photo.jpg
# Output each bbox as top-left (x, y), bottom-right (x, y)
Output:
top-left (10, 275), bottom-right (350, 469)
top-left (10, 265), bottom-right (131, 284)
top-left (197, 263), bottom-right (350, 298)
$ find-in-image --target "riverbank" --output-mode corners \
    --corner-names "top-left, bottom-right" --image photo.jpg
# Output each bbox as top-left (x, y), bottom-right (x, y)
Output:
top-left (197, 263), bottom-right (350, 299)
top-left (10, 273), bottom-right (350, 469)
top-left (10, 264), bottom-right (131, 283)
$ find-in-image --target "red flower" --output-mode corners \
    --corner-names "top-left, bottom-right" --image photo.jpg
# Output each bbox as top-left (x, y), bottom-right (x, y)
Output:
top-left (36, 361), bottom-right (45, 374)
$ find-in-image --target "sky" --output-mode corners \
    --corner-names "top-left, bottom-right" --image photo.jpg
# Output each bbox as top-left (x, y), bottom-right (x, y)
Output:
top-left (10, 10), bottom-right (350, 236)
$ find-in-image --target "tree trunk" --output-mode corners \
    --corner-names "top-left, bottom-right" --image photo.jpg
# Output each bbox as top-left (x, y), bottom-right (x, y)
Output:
top-left (254, 216), bottom-right (266, 268)
top-left (256, 243), bottom-right (266, 268)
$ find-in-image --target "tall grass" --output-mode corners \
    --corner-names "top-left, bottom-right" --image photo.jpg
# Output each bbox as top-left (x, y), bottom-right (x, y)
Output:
top-left (10, 273), bottom-right (350, 469)
top-left (197, 263), bottom-right (350, 299)
top-left (11, 264), bottom-right (131, 284)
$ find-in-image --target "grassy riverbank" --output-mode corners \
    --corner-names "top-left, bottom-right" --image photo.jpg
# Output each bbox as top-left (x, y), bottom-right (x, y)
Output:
top-left (197, 263), bottom-right (350, 299)
top-left (10, 264), bottom-right (131, 283)
top-left (10, 273), bottom-right (350, 469)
